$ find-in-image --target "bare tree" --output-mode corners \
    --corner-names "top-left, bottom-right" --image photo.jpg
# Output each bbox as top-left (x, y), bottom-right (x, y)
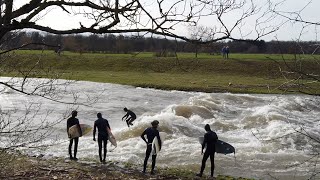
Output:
top-left (0, 41), bottom-right (99, 153)
top-left (264, 0), bottom-right (320, 95)
top-left (0, 0), bottom-right (280, 43)
top-left (0, 65), bottom-right (99, 149)
top-left (247, 1), bottom-right (320, 179)
top-left (267, 39), bottom-right (320, 96)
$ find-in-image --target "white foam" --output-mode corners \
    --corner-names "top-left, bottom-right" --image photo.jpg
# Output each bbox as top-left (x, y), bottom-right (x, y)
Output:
top-left (1, 77), bottom-right (320, 179)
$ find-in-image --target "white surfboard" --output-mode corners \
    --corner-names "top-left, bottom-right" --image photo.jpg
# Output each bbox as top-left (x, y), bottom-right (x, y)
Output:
top-left (68, 124), bottom-right (92, 139)
top-left (107, 127), bottom-right (117, 147)
top-left (151, 132), bottom-right (167, 155)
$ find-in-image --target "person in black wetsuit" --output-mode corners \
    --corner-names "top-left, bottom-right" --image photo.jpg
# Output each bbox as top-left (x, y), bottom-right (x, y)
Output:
top-left (67, 110), bottom-right (82, 160)
top-left (93, 113), bottom-right (111, 163)
top-left (196, 124), bottom-right (218, 178)
top-left (140, 120), bottom-right (161, 174)
top-left (122, 107), bottom-right (136, 127)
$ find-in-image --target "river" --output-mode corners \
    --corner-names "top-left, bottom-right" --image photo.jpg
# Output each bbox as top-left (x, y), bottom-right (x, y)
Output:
top-left (1, 77), bottom-right (319, 179)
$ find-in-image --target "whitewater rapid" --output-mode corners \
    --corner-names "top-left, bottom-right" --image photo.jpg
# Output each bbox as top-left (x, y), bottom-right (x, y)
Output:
top-left (1, 77), bottom-right (319, 179)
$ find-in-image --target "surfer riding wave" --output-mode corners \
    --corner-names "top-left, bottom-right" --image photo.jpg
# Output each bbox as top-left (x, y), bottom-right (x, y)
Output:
top-left (122, 107), bottom-right (136, 127)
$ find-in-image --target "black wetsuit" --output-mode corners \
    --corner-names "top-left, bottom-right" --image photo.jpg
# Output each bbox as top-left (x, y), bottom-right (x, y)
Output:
top-left (93, 117), bottom-right (110, 162)
top-left (123, 110), bottom-right (136, 127)
top-left (67, 117), bottom-right (82, 159)
top-left (200, 130), bottom-right (218, 177)
top-left (141, 127), bottom-right (161, 173)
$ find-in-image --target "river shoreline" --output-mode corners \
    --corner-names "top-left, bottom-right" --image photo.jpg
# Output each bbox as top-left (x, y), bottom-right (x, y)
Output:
top-left (0, 151), bottom-right (253, 180)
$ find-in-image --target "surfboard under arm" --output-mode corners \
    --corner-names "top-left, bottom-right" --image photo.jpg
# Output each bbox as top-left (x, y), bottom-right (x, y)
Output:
top-left (107, 127), bottom-right (117, 147)
top-left (68, 124), bottom-right (92, 139)
top-left (198, 137), bottom-right (235, 155)
top-left (151, 132), bottom-right (167, 155)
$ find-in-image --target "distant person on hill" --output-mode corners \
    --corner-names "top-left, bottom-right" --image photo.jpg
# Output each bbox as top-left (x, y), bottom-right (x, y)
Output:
top-left (55, 44), bottom-right (61, 56)
top-left (196, 124), bottom-right (218, 178)
top-left (67, 110), bottom-right (82, 160)
top-left (141, 120), bottom-right (162, 175)
top-left (122, 107), bottom-right (136, 127)
top-left (93, 113), bottom-right (111, 163)
top-left (221, 46), bottom-right (226, 59)
top-left (225, 46), bottom-right (230, 59)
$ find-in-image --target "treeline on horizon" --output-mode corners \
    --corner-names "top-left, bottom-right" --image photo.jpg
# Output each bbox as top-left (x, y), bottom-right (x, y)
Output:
top-left (2, 31), bottom-right (320, 55)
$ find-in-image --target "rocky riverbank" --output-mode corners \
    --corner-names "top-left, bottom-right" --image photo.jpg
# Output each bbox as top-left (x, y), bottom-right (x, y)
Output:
top-left (0, 151), bottom-right (253, 180)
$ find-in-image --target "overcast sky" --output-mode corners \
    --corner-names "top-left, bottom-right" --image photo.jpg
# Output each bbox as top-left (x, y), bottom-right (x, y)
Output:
top-left (15, 0), bottom-right (320, 41)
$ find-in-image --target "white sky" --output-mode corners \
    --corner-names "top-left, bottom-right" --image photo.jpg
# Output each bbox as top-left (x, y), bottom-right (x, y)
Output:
top-left (13, 0), bottom-right (320, 41)
top-left (264, 0), bottom-right (320, 41)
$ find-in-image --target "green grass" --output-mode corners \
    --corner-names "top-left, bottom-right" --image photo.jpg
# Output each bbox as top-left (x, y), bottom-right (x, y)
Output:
top-left (16, 50), bottom-right (320, 60)
top-left (2, 50), bottom-right (319, 94)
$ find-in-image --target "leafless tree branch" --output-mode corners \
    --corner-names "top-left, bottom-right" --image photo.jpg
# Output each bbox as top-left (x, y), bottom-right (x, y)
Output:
top-left (0, 0), bottom-right (283, 44)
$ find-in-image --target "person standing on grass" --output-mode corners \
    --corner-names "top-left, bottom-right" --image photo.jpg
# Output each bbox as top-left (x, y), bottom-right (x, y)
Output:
top-left (225, 46), bottom-right (230, 59)
top-left (141, 120), bottom-right (161, 175)
top-left (196, 124), bottom-right (218, 178)
top-left (221, 46), bottom-right (226, 59)
top-left (67, 110), bottom-right (82, 160)
top-left (122, 107), bottom-right (136, 127)
top-left (93, 113), bottom-right (111, 163)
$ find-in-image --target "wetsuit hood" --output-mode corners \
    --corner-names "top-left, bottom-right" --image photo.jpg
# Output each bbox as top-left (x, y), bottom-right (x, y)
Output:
top-left (205, 124), bottom-right (211, 131)
top-left (151, 120), bottom-right (159, 127)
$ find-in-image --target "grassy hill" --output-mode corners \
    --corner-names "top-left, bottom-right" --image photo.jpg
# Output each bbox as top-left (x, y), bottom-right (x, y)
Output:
top-left (2, 50), bottom-right (319, 94)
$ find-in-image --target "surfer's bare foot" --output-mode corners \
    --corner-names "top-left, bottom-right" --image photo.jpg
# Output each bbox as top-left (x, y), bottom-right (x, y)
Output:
top-left (73, 157), bottom-right (78, 161)
top-left (196, 173), bottom-right (202, 177)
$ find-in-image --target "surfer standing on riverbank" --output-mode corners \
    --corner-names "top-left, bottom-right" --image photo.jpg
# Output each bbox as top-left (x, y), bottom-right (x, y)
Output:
top-left (93, 113), bottom-right (111, 163)
top-left (67, 110), bottom-right (82, 160)
top-left (197, 124), bottom-right (218, 178)
top-left (141, 120), bottom-right (161, 174)
top-left (122, 107), bottom-right (136, 127)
